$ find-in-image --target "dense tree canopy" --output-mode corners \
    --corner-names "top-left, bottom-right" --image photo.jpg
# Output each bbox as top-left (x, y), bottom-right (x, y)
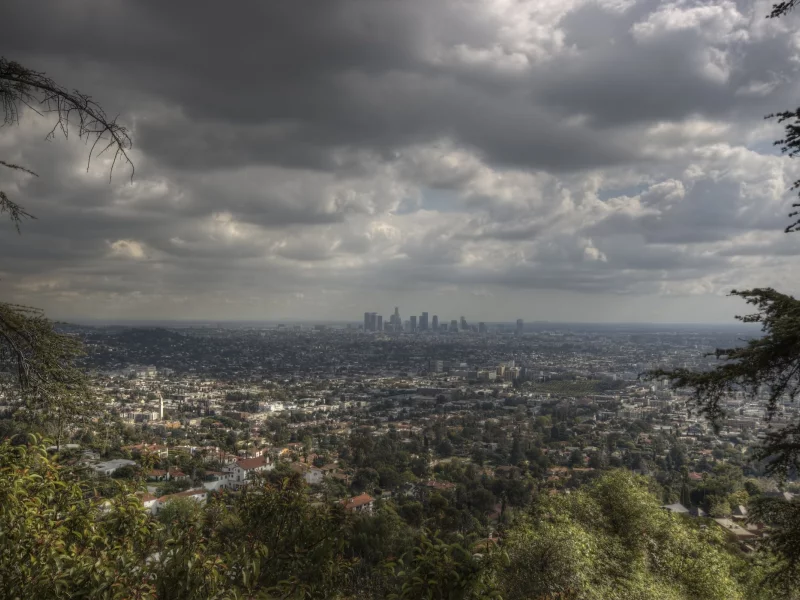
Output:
top-left (498, 471), bottom-right (755, 600)
top-left (3, 436), bottom-right (797, 600)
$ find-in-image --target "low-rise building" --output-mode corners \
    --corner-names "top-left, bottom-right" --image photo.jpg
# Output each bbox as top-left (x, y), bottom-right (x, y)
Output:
top-left (341, 493), bottom-right (375, 514)
top-left (223, 454), bottom-right (273, 488)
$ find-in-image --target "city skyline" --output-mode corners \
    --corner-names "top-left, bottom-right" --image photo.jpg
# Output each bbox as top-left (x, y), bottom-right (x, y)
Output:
top-left (364, 307), bottom-right (503, 332)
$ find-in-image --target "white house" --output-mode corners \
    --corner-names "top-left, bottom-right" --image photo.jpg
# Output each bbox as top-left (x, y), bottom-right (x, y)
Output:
top-left (223, 455), bottom-right (273, 488)
top-left (202, 472), bottom-right (230, 492)
top-left (140, 493), bottom-right (158, 513)
top-left (288, 463), bottom-right (325, 486)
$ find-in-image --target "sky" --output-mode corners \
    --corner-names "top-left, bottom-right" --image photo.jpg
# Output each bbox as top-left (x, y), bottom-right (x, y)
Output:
top-left (2, 0), bottom-right (800, 324)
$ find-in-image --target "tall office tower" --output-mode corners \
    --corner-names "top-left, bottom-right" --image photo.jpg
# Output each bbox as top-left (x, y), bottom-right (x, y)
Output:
top-left (364, 312), bottom-right (370, 331)
top-left (420, 312), bottom-right (429, 331)
top-left (369, 312), bottom-right (377, 331)
top-left (410, 315), bottom-right (417, 331)
top-left (394, 307), bottom-right (401, 331)
top-left (376, 315), bottom-right (383, 331)
top-left (450, 319), bottom-right (459, 331)
top-left (432, 315), bottom-right (439, 331)
top-left (516, 318), bottom-right (524, 334)
top-left (478, 322), bottom-right (487, 334)
top-left (460, 316), bottom-right (468, 330)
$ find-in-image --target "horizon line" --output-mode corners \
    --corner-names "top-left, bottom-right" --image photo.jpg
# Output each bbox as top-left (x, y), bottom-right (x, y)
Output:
top-left (57, 317), bottom-right (758, 328)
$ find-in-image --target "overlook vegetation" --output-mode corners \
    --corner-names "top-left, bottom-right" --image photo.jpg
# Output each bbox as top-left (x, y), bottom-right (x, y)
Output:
top-left (1, 437), bottom-right (796, 600)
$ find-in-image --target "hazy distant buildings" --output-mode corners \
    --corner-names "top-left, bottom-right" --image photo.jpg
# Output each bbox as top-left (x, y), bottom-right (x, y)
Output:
top-left (362, 309), bottom-right (525, 335)
top-left (363, 312), bottom-right (378, 331)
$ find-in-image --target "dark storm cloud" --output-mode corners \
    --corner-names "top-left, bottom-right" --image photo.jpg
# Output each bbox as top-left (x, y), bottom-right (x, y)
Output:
top-left (0, 0), bottom-right (637, 172)
top-left (4, 0), bottom-right (795, 176)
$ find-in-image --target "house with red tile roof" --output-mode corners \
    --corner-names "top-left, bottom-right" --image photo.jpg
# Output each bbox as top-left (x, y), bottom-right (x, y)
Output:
top-left (138, 492), bottom-right (158, 513)
top-left (341, 493), bottom-right (374, 514)
top-left (223, 454), bottom-right (273, 489)
top-left (170, 470), bottom-right (189, 481)
top-left (147, 469), bottom-right (169, 481)
top-left (423, 480), bottom-right (456, 491)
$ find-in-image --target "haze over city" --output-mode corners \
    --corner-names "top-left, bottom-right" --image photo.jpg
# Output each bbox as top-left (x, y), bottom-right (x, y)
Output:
top-left (3, 1), bottom-right (800, 323)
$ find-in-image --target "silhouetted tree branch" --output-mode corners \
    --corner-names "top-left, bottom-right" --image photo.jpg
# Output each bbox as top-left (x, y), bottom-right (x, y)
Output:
top-left (0, 56), bottom-right (133, 230)
top-left (769, 0), bottom-right (799, 19)
top-left (651, 288), bottom-right (800, 477)
top-left (764, 4), bottom-right (800, 230)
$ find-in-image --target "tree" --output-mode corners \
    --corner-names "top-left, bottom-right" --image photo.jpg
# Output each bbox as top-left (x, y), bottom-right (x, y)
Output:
top-left (588, 451), bottom-right (605, 470)
top-left (2, 436), bottom-right (356, 599)
top-left (1, 58), bottom-right (133, 447)
top-left (389, 530), bottom-right (495, 600)
top-left (668, 444), bottom-right (687, 471)
top-left (378, 466), bottom-right (403, 490)
top-left (762, 2), bottom-right (800, 231)
top-left (497, 470), bottom-right (753, 600)
top-left (0, 437), bottom-right (161, 599)
top-left (0, 304), bottom-right (102, 450)
top-left (111, 464), bottom-right (140, 480)
top-left (654, 290), bottom-right (800, 478)
top-left (749, 495), bottom-right (800, 593)
top-left (217, 472), bottom-right (352, 597)
top-left (347, 505), bottom-right (413, 568)
top-left (436, 439), bottom-right (454, 458)
top-left (709, 497), bottom-right (732, 518)
top-left (769, 0), bottom-right (799, 19)
top-left (509, 436), bottom-right (524, 465)
top-left (353, 467), bottom-right (380, 493)
top-left (652, 290), bottom-right (800, 587)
